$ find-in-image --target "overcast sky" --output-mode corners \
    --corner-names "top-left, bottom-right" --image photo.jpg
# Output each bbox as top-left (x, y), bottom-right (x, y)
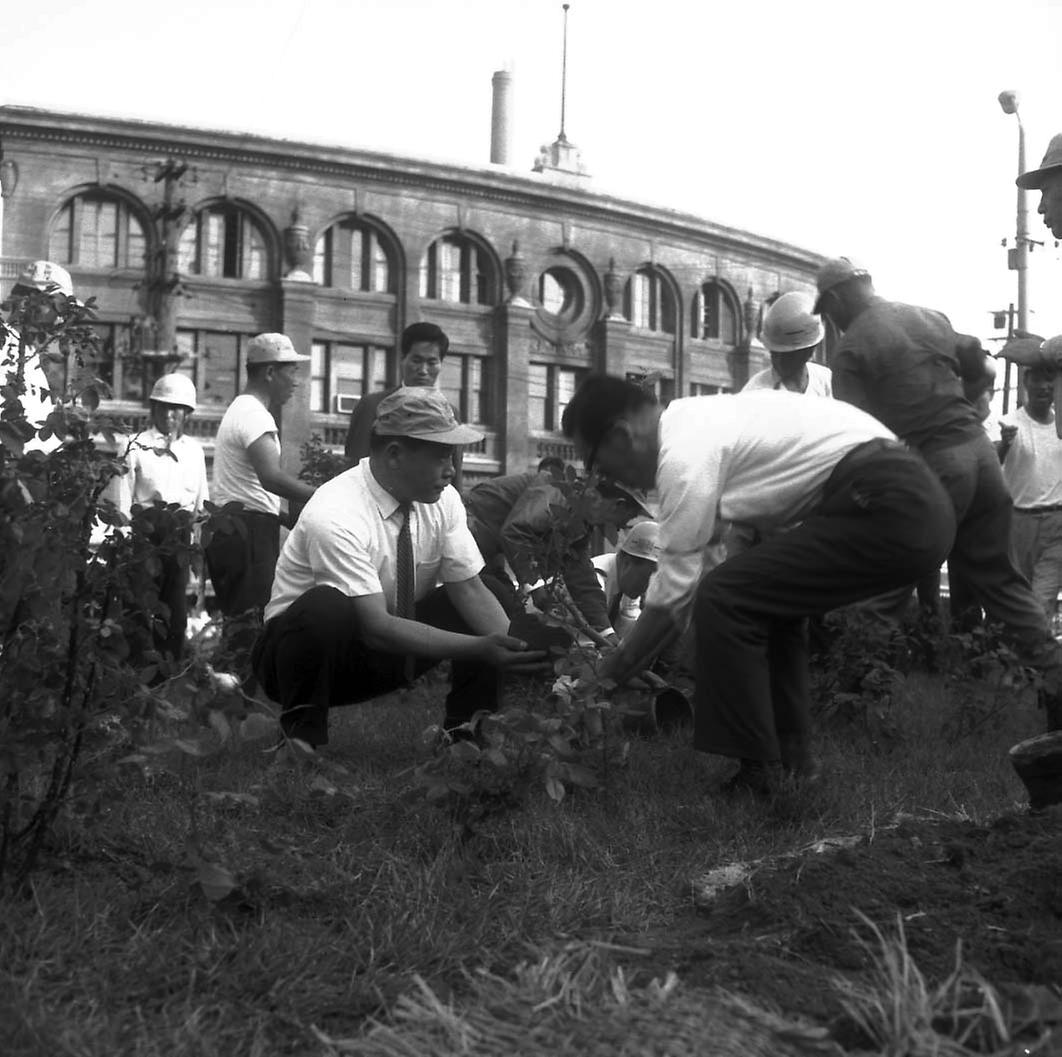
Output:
top-left (5, 0), bottom-right (1062, 363)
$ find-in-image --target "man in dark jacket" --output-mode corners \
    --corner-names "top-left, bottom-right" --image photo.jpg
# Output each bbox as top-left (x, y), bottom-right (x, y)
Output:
top-left (464, 458), bottom-right (619, 642)
top-left (344, 321), bottom-right (464, 490)
top-left (817, 257), bottom-right (1062, 727)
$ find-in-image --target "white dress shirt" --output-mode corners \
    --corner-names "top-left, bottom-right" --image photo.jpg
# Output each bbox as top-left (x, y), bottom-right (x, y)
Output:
top-left (265, 459), bottom-right (484, 622)
top-left (119, 427), bottom-right (209, 515)
top-left (644, 392), bottom-right (895, 615)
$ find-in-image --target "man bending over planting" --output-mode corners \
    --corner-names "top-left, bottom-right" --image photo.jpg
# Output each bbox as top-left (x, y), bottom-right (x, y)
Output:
top-left (562, 375), bottom-right (956, 796)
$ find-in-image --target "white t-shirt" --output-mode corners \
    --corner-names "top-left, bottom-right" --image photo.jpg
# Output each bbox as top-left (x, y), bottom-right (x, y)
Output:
top-left (212, 394), bottom-right (281, 516)
top-left (1001, 406), bottom-right (1062, 509)
top-left (265, 459), bottom-right (484, 623)
top-left (119, 427), bottom-right (209, 515)
top-left (644, 392), bottom-right (895, 615)
top-left (742, 361), bottom-right (834, 397)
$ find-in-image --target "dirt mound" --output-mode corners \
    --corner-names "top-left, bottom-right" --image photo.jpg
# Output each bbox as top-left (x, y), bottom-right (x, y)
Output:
top-left (702, 809), bottom-right (1062, 988)
top-left (612, 809), bottom-right (1062, 1045)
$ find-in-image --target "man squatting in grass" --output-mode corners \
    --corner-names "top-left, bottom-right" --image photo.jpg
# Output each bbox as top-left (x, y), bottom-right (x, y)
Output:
top-left (816, 257), bottom-right (1062, 727)
top-left (252, 387), bottom-right (547, 749)
top-left (561, 375), bottom-right (957, 796)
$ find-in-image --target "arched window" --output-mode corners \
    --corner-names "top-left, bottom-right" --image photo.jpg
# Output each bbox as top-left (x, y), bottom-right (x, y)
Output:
top-left (625, 268), bottom-right (675, 334)
top-left (313, 219), bottom-right (395, 292)
top-left (177, 203), bottom-right (269, 279)
top-left (693, 281), bottom-right (739, 344)
top-left (419, 234), bottom-right (494, 305)
top-left (48, 191), bottom-right (147, 269)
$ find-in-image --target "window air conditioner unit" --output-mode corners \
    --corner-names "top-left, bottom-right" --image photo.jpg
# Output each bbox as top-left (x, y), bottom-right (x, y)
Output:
top-left (334, 394), bottom-right (358, 415)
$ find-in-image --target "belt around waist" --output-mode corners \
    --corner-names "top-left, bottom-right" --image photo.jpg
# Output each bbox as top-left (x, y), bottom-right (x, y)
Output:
top-left (1015, 504), bottom-right (1062, 515)
top-left (823, 437), bottom-right (909, 494)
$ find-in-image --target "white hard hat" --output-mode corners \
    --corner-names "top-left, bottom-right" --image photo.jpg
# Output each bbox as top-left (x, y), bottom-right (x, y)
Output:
top-left (149, 373), bottom-right (197, 410)
top-left (619, 520), bottom-right (660, 562)
top-left (762, 291), bottom-right (825, 354)
top-left (14, 260), bottom-right (74, 298)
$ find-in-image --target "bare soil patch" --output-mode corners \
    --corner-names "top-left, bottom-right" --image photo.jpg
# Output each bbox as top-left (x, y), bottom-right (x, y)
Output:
top-left (612, 807), bottom-right (1062, 1044)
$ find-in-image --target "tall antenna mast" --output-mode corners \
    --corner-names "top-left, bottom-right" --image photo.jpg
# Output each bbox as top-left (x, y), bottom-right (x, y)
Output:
top-left (559, 3), bottom-right (570, 143)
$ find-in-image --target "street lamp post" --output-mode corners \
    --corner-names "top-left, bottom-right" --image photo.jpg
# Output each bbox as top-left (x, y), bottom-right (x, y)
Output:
top-left (999, 91), bottom-right (1029, 337)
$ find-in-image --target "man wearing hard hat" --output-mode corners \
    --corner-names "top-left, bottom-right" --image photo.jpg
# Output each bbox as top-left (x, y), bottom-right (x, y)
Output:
top-left (743, 292), bottom-right (832, 397)
top-left (117, 373), bottom-right (209, 661)
top-left (0, 260), bottom-right (77, 454)
top-left (591, 520), bottom-right (660, 640)
top-left (816, 257), bottom-right (1062, 728)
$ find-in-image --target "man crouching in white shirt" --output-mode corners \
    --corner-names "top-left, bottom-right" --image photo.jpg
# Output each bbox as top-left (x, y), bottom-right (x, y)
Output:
top-left (562, 375), bottom-right (956, 797)
top-left (252, 388), bottom-right (547, 750)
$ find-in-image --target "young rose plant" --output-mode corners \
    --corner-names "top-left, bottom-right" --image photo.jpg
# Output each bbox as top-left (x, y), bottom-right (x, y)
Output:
top-left (0, 289), bottom-right (272, 893)
top-left (413, 470), bottom-right (667, 821)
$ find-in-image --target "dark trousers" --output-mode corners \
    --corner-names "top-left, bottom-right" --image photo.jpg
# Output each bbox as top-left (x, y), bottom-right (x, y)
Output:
top-left (923, 433), bottom-right (1059, 670)
top-left (205, 510), bottom-right (280, 678)
top-left (693, 440), bottom-right (955, 762)
top-left (251, 585), bottom-right (501, 746)
top-left (155, 552), bottom-right (189, 661)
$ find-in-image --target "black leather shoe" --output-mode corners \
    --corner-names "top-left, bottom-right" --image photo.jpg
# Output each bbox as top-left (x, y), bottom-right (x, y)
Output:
top-left (720, 759), bottom-right (782, 797)
top-left (779, 736), bottom-right (823, 785)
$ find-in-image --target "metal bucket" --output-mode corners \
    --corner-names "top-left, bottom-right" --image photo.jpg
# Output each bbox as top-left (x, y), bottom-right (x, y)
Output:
top-left (623, 686), bottom-right (694, 736)
top-left (1009, 730), bottom-right (1062, 810)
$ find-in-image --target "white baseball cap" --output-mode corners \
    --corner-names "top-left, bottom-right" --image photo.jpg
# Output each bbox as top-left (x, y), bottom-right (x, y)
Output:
top-left (246, 333), bottom-right (309, 365)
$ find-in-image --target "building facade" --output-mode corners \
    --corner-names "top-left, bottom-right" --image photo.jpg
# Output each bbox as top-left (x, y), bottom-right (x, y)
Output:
top-left (0, 106), bottom-right (828, 483)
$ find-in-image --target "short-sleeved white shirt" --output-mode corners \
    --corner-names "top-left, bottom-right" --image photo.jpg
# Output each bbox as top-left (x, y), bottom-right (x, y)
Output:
top-left (265, 458), bottom-right (484, 622)
top-left (1001, 406), bottom-right (1062, 509)
top-left (119, 427), bottom-right (209, 515)
top-left (644, 392), bottom-right (894, 615)
top-left (212, 394), bottom-right (281, 516)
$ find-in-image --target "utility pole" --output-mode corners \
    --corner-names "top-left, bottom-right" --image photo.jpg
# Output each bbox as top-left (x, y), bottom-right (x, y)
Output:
top-left (989, 303), bottom-right (1018, 413)
top-left (999, 92), bottom-right (1029, 337)
top-left (139, 158), bottom-right (196, 397)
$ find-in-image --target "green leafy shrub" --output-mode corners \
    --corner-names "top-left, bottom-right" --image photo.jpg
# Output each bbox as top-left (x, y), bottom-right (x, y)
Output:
top-left (0, 288), bottom-right (275, 892)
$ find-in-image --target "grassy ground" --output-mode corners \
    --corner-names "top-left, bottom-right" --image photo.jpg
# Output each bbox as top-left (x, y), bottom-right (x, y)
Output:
top-left (0, 661), bottom-right (1044, 1057)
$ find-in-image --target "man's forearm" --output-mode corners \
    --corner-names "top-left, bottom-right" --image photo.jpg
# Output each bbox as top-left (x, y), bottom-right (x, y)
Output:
top-left (600, 605), bottom-right (680, 684)
top-left (446, 577), bottom-right (511, 636)
top-left (262, 469), bottom-right (316, 504)
top-left (363, 614), bottom-right (487, 661)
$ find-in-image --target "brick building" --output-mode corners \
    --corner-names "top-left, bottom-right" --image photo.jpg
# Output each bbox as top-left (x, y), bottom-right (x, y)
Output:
top-left (0, 104), bottom-right (828, 483)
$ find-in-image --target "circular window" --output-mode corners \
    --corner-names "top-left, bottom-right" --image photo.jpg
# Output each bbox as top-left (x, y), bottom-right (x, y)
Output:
top-left (537, 267), bottom-right (584, 321)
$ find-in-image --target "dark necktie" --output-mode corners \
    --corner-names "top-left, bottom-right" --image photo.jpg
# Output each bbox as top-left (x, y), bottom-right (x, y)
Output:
top-left (396, 502), bottom-right (416, 681)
